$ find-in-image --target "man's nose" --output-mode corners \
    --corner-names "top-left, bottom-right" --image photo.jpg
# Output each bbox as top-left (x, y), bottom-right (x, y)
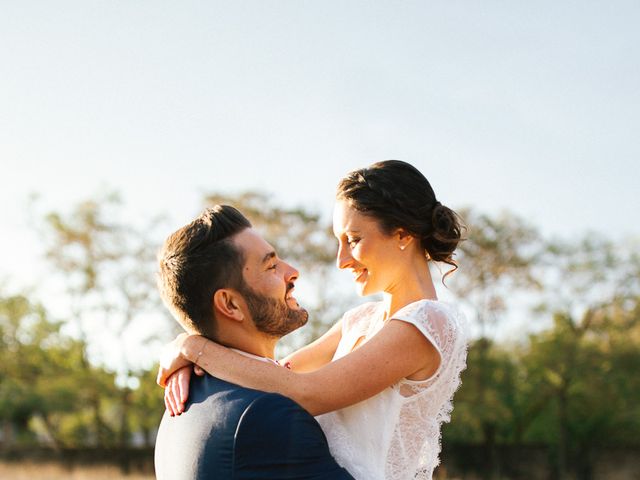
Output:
top-left (283, 261), bottom-right (299, 282)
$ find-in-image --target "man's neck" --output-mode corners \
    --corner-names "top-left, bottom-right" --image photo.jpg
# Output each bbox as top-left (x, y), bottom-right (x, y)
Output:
top-left (243, 340), bottom-right (277, 359)
top-left (219, 336), bottom-right (277, 360)
top-left (230, 348), bottom-right (279, 365)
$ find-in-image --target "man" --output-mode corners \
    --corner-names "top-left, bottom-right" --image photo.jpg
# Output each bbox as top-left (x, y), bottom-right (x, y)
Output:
top-left (154, 205), bottom-right (352, 480)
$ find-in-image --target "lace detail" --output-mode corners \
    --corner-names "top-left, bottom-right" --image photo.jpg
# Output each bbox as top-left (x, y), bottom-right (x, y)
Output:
top-left (316, 300), bottom-right (468, 480)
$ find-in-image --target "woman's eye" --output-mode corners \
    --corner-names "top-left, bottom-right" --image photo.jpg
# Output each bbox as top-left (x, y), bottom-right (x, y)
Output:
top-left (268, 264), bottom-right (278, 271)
top-left (348, 238), bottom-right (360, 247)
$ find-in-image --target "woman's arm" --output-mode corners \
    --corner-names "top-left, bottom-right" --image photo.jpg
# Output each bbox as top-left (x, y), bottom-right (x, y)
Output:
top-left (171, 320), bottom-right (440, 416)
top-left (160, 320), bottom-right (342, 416)
top-left (280, 319), bottom-right (342, 372)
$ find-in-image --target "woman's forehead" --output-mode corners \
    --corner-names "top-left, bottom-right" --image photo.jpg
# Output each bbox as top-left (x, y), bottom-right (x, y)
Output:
top-left (333, 201), bottom-right (379, 233)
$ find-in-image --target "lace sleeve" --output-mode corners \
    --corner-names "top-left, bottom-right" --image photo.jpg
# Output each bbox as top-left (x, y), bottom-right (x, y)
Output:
top-left (390, 300), bottom-right (467, 393)
top-left (386, 301), bottom-right (468, 479)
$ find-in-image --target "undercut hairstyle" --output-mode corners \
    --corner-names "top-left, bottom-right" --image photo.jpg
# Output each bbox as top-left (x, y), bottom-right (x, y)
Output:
top-left (157, 205), bottom-right (251, 339)
top-left (337, 160), bottom-right (466, 279)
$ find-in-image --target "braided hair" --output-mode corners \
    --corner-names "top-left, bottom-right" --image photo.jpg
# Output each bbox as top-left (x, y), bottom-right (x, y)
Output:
top-left (336, 160), bottom-right (465, 277)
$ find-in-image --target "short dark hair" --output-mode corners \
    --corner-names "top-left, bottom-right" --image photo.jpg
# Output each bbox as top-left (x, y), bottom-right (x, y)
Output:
top-left (337, 160), bottom-right (465, 277)
top-left (157, 205), bottom-right (251, 339)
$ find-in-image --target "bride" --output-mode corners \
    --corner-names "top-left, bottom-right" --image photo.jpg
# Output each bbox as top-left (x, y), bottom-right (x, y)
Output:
top-left (158, 160), bottom-right (468, 479)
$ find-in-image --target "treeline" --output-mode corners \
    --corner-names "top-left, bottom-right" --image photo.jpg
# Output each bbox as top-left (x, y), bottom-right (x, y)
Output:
top-left (1, 192), bottom-right (639, 479)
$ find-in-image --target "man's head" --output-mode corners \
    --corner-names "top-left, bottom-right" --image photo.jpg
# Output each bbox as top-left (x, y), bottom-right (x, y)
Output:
top-left (157, 205), bottom-right (308, 342)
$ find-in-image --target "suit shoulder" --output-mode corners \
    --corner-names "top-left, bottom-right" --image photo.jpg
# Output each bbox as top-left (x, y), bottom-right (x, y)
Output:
top-left (233, 394), bottom-right (354, 479)
top-left (235, 392), bottom-right (307, 435)
top-left (155, 376), bottom-right (277, 480)
top-left (189, 374), bottom-right (265, 406)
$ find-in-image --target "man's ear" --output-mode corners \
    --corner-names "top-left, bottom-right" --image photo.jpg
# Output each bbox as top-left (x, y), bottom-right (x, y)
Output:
top-left (212, 289), bottom-right (245, 322)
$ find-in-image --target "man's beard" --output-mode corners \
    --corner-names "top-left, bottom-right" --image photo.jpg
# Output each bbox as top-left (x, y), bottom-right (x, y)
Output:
top-left (239, 283), bottom-right (308, 337)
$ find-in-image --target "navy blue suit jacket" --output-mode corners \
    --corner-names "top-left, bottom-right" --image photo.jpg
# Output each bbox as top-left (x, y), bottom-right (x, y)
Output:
top-left (154, 374), bottom-right (353, 480)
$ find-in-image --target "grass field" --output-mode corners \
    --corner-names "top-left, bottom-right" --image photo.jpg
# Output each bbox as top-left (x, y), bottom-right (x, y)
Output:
top-left (0, 462), bottom-right (154, 480)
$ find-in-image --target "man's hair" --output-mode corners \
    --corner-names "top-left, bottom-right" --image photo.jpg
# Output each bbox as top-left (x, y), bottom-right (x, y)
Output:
top-left (157, 205), bottom-right (251, 339)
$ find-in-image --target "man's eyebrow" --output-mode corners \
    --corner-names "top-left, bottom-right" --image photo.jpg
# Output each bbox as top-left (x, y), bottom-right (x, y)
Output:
top-left (261, 251), bottom-right (277, 264)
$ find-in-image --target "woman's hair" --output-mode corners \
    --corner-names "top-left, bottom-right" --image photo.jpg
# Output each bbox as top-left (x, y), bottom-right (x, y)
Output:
top-left (336, 160), bottom-right (465, 277)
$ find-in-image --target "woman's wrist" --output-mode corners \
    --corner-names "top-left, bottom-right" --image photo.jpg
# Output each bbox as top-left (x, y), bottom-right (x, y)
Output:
top-left (193, 336), bottom-right (210, 366)
top-left (181, 334), bottom-right (206, 363)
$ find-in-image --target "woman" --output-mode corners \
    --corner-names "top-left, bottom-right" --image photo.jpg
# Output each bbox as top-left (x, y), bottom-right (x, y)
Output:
top-left (158, 160), bottom-right (468, 479)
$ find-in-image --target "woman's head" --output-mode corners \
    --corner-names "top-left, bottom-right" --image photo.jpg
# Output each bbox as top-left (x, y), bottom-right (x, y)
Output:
top-left (336, 160), bottom-right (465, 278)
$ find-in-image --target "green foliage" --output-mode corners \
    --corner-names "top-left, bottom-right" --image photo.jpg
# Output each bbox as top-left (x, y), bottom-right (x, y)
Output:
top-left (8, 193), bottom-right (169, 448)
top-left (445, 338), bottom-right (522, 444)
top-left (445, 296), bottom-right (640, 477)
top-left (126, 367), bottom-right (167, 448)
top-left (0, 293), bottom-right (106, 447)
top-left (2, 190), bottom-right (639, 480)
top-left (453, 209), bottom-right (542, 331)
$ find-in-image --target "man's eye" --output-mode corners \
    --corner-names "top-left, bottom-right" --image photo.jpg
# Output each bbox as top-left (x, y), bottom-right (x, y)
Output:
top-left (268, 264), bottom-right (278, 271)
top-left (348, 238), bottom-right (360, 247)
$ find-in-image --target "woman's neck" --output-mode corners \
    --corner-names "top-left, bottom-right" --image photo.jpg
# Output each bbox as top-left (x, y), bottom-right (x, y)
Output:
top-left (382, 256), bottom-right (437, 320)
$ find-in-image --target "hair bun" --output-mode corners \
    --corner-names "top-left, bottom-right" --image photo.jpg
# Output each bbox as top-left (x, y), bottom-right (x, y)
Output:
top-left (431, 201), bottom-right (452, 234)
top-left (424, 202), bottom-right (464, 270)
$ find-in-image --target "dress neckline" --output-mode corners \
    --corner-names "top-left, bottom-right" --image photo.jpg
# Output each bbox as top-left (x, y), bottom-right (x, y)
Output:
top-left (354, 299), bottom-right (444, 348)
top-left (385, 298), bottom-right (442, 322)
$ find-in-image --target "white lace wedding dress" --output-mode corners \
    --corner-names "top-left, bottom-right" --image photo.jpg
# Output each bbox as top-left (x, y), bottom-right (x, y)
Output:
top-left (316, 300), bottom-right (467, 480)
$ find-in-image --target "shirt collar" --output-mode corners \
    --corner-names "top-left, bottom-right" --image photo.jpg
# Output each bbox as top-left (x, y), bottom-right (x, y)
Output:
top-left (229, 348), bottom-right (279, 366)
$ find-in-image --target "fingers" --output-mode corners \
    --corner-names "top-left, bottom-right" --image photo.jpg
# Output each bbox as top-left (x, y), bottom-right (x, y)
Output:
top-left (177, 366), bottom-right (191, 405)
top-left (158, 333), bottom-right (202, 414)
top-left (162, 365), bottom-right (197, 416)
top-left (164, 377), bottom-right (180, 416)
top-left (158, 353), bottom-right (192, 386)
top-left (169, 374), bottom-right (183, 414)
top-left (164, 387), bottom-right (172, 414)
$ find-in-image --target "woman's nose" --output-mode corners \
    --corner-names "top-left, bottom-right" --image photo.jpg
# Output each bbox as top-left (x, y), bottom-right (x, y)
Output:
top-left (336, 243), bottom-right (352, 269)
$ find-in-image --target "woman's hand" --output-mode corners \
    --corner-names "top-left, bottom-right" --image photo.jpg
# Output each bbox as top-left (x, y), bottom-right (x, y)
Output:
top-left (164, 366), bottom-right (191, 415)
top-left (157, 333), bottom-right (199, 387)
top-left (164, 365), bottom-right (207, 416)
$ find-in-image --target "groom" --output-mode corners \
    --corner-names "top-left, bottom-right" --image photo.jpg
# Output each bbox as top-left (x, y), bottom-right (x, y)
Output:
top-left (154, 205), bottom-right (352, 480)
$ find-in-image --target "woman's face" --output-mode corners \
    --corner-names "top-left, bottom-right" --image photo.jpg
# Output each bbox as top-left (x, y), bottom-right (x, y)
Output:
top-left (332, 200), bottom-right (405, 296)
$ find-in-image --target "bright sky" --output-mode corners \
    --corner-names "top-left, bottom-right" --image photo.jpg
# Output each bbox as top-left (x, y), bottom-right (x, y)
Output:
top-left (2, 1), bottom-right (639, 292)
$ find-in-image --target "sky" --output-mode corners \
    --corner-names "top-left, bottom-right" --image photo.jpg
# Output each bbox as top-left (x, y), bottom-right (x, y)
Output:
top-left (1, 1), bottom-right (639, 360)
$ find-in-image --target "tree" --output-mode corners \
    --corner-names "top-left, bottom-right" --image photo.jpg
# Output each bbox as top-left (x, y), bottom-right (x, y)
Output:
top-left (129, 367), bottom-right (166, 448)
top-left (0, 290), bottom-right (117, 449)
top-left (36, 192), bottom-right (169, 448)
top-left (520, 301), bottom-right (640, 479)
top-left (447, 209), bottom-right (543, 479)
top-left (518, 234), bottom-right (640, 479)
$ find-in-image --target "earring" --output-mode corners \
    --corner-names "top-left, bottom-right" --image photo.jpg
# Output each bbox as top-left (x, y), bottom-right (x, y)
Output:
top-left (400, 245), bottom-right (406, 251)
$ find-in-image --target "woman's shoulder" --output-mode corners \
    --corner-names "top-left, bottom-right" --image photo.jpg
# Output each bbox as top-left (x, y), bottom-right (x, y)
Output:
top-left (391, 300), bottom-right (467, 348)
